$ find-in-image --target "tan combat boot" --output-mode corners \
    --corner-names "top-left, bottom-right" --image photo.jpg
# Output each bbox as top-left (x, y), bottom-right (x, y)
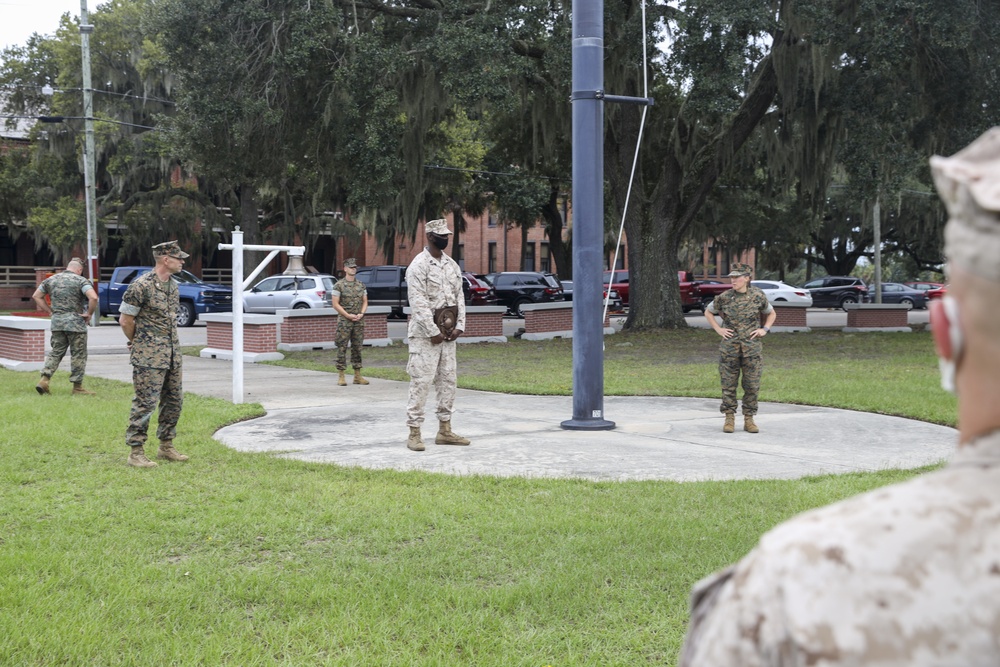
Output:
top-left (744, 415), bottom-right (759, 433)
top-left (72, 382), bottom-right (95, 395)
top-left (127, 446), bottom-right (157, 468)
top-left (353, 370), bottom-right (369, 385)
top-left (338, 371), bottom-right (347, 386)
top-left (407, 426), bottom-right (425, 451)
top-left (435, 421), bottom-right (471, 446)
top-left (723, 413), bottom-right (735, 433)
top-left (157, 441), bottom-right (190, 462)
top-left (35, 376), bottom-right (50, 395)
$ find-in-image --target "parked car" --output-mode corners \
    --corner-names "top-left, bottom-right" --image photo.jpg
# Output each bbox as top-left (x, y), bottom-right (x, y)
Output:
top-left (602, 270), bottom-right (631, 306)
top-left (98, 266), bottom-right (232, 327)
top-left (484, 271), bottom-right (565, 316)
top-left (354, 265), bottom-right (408, 318)
top-left (560, 280), bottom-right (624, 311)
top-left (876, 282), bottom-right (928, 309)
top-left (462, 272), bottom-right (498, 307)
top-left (750, 280), bottom-right (813, 307)
top-left (904, 281), bottom-right (944, 292)
top-left (695, 279), bottom-right (733, 307)
top-left (802, 276), bottom-right (870, 310)
top-left (243, 274), bottom-right (335, 313)
top-left (926, 285), bottom-right (947, 300)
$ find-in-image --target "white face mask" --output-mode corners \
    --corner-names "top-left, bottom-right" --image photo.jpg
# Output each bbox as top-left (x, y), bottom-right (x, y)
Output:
top-left (937, 296), bottom-right (965, 394)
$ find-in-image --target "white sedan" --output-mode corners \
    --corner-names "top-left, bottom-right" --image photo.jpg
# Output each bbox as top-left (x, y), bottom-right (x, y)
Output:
top-left (751, 280), bottom-right (813, 307)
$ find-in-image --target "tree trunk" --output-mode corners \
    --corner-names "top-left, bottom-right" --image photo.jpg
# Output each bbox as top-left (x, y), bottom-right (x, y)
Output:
top-left (450, 205), bottom-right (463, 268)
top-left (237, 183), bottom-right (267, 272)
top-left (520, 223), bottom-right (529, 270)
top-left (541, 187), bottom-right (571, 279)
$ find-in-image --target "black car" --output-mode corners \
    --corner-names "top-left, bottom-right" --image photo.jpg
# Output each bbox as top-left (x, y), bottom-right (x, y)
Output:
top-left (802, 276), bottom-right (870, 310)
top-left (483, 271), bottom-right (565, 316)
top-left (875, 282), bottom-right (928, 309)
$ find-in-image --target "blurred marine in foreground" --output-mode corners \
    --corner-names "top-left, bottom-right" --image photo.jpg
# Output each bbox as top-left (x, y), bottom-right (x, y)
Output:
top-left (678, 129), bottom-right (1000, 666)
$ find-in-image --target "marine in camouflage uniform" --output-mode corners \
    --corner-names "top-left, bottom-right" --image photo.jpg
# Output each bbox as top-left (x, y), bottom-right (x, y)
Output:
top-left (331, 258), bottom-right (368, 383)
top-left (704, 263), bottom-right (775, 432)
top-left (678, 128), bottom-right (1000, 666)
top-left (32, 258), bottom-right (98, 395)
top-left (404, 218), bottom-right (470, 451)
top-left (119, 241), bottom-right (189, 467)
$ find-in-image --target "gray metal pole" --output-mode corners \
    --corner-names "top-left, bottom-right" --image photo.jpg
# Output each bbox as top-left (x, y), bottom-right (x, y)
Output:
top-left (562, 0), bottom-right (614, 430)
top-left (873, 198), bottom-right (882, 304)
top-left (80, 0), bottom-right (99, 326)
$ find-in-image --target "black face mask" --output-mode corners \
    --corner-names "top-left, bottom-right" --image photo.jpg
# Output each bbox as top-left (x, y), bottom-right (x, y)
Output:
top-left (430, 235), bottom-right (449, 250)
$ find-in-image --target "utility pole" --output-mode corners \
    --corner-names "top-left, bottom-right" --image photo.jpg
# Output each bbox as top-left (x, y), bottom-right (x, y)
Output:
top-left (80, 0), bottom-right (99, 326)
top-left (561, 0), bottom-right (614, 430)
top-left (873, 197), bottom-right (882, 303)
top-left (561, 0), bottom-right (652, 430)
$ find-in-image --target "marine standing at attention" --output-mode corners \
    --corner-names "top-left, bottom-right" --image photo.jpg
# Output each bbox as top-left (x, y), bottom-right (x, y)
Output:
top-left (32, 257), bottom-right (99, 395)
top-left (403, 218), bottom-right (471, 451)
top-left (331, 257), bottom-right (369, 386)
top-left (119, 241), bottom-right (190, 468)
top-left (704, 263), bottom-right (776, 434)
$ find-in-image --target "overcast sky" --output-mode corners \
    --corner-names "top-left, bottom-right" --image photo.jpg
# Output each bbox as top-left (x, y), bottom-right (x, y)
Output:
top-left (0, 0), bottom-right (101, 51)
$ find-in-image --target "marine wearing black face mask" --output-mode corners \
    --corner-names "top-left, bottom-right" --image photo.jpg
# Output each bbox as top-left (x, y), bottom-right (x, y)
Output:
top-left (429, 234), bottom-right (449, 250)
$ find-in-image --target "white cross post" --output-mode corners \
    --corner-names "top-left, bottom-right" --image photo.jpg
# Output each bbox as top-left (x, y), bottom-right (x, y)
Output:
top-left (218, 227), bottom-right (306, 403)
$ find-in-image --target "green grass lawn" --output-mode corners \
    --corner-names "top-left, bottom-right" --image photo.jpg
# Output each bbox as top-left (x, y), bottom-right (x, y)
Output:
top-left (0, 329), bottom-right (954, 665)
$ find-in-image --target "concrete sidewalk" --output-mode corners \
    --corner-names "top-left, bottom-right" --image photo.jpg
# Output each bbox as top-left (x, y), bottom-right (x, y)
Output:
top-left (83, 353), bottom-right (956, 482)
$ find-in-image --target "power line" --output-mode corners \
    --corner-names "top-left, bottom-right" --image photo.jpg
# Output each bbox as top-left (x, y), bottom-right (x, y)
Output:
top-left (423, 164), bottom-right (569, 182)
top-left (2, 114), bottom-right (157, 130)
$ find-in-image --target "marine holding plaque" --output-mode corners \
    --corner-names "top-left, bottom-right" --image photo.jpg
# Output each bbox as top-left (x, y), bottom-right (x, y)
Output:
top-left (403, 218), bottom-right (472, 451)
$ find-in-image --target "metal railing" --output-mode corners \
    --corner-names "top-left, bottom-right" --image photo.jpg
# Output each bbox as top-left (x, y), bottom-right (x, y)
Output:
top-left (0, 266), bottom-right (52, 285)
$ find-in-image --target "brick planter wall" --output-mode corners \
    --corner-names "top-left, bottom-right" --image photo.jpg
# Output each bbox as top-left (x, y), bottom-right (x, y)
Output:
top-left (523, 303), bottom-right (609, 333)
top-left (844, 304), bottom-right (911, 331)
top-left (0, 285), bottom-right (36, 310)
top-left (0, 316), bottom-right (49, 370)
top-left (205, 316), bottom-right (281, 353)
top-left (403, 306), bottom-right (507, 343)
top-left (520, 302), bottom-right (612, 340)
top-left (771, 303), bottom-right (808, 328)
top-left (280, 310), bottom-right (337, 344)
top-left (463, 307), bottom-right (505, 338)
top-left (278, 306), bottom-right (392, 350)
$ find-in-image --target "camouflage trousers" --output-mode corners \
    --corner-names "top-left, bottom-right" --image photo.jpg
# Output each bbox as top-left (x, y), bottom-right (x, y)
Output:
top-left (405, 337), bottom-right (457, 427)
top-left (719, 350), bottom-right (763, 416)
top-left (126, 365), bottom-right (183, 448)
top-left (335, 318), bottom-right (365, 371)
top-left (42, 330), bottom-right (88, 383)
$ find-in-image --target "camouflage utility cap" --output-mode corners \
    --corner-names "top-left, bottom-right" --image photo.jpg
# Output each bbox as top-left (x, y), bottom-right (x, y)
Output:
top-left (344, 257), bottom-right (357, 268)
top-left (426, 219), bottom-right (453, 235)
top-left (152, 241), bottom-right (189, 259)
top-left (930, 127), bottom-right (1000, 283)
top-left (727, 263), bottom-right (753, 277)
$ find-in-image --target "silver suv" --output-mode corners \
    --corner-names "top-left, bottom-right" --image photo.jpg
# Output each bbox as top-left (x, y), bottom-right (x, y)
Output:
top-left (243, 274), bottom-right (335, 313)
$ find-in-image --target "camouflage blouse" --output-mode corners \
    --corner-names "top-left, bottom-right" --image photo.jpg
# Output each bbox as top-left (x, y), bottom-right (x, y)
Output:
top-left (332, 279), bottom-right (367, 317)
top-left (708, 286), bottom-right (773, 357)
top-left (120, 271), bottom-right (182, 369)
top-left (38, 271), bottom-right (93, 333)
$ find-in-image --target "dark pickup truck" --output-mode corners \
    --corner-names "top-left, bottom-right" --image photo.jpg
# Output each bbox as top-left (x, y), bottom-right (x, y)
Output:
top-left (98, 266), bottom-right (233, 327)
top-left (354, 265), bottom-right (409, 319)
